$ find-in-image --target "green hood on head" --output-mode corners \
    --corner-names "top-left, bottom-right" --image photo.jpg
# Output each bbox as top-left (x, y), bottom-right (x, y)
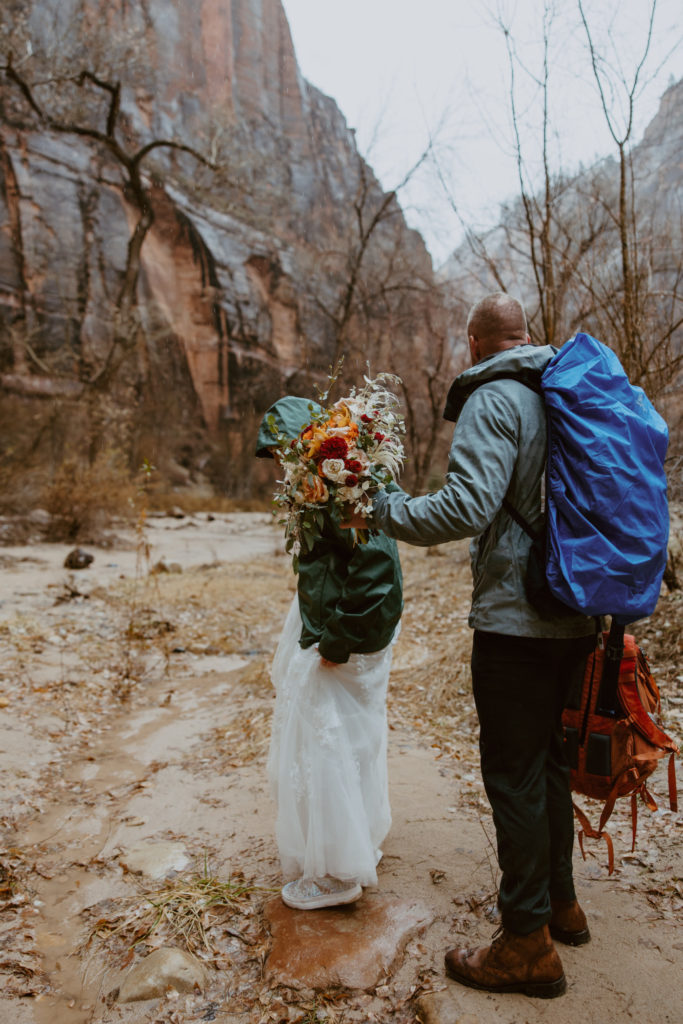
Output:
top-left (255, 396), bottom-right (323, 458)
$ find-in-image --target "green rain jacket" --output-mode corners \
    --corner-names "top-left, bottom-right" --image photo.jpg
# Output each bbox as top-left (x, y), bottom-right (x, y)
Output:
top-left (256, 396), bottom-right (403, 663)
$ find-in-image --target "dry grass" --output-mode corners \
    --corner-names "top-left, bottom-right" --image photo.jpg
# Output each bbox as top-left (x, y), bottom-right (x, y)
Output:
top-left (85, 862), bottom-right (273, 966)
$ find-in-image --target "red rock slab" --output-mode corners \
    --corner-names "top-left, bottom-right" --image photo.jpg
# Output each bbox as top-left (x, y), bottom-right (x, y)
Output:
top-left (264, 892), bottom-right (434, 990)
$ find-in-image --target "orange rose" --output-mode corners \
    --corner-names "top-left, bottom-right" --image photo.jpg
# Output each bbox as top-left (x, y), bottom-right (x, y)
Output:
top-left (301, 472), bottom-right (329, 503)
top-left (326, 402), bottom-right (353, 427)
top-left (324, 402), bottom-right (359, 440)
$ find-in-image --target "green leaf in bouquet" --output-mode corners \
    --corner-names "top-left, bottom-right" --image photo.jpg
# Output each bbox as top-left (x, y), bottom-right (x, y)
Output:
top-left (292, 553), bottom-right (300, 574)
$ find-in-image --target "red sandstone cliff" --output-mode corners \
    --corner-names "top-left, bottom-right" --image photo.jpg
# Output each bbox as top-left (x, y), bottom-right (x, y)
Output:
top-left (0, 0), bottom-right (436, 494)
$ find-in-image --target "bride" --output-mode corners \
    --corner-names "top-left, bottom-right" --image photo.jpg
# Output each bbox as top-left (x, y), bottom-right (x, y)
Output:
top-left (255, 396), bottom-right (403, 910)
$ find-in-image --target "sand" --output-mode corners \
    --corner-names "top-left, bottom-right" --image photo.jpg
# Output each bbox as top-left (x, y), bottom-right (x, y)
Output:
top-left (0, 511), bottom-right (681, 1024)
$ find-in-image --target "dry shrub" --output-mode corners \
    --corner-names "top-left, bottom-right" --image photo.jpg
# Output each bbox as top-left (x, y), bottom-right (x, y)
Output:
top-left (44, 449), bottom-right (137, 541)
top-left (148, 489), bottom-right (271, 515)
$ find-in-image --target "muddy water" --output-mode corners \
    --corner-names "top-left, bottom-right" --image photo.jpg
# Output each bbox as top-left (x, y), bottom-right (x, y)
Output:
top-left (21, 654), bottom-right (253, 1024)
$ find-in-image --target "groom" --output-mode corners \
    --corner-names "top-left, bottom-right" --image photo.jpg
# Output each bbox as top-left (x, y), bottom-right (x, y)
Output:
top-left (345, 293), bottom-right (595, 998)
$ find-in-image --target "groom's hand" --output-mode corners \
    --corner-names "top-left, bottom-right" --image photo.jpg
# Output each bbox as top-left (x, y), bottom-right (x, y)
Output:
top-left (340, 511), bottom-right (367, 530)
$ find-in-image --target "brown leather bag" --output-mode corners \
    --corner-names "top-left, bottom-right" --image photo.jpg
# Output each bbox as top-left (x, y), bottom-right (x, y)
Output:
top-left (562, 628), bottom-right (679, 873)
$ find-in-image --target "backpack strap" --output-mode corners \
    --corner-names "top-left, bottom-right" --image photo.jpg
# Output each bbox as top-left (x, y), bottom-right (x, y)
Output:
top-left (445, 372), bottom-right (547, 541)
top-left (501, 497), bottom-right (541, 541)
top-left (597, 766), bottom-right (641, 835)
top-left (595, 622), bottom-right (625, 715)
top-left (573, 800), bottom-right (615, 874)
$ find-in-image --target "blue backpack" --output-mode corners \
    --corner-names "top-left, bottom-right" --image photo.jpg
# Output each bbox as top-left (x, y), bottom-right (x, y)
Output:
top-left (507, 332), bottom-right (669, 626)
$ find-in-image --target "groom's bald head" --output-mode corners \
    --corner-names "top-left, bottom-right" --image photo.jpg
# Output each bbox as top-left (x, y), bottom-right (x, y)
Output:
top-left (467, 293), bottom-right (530, 364)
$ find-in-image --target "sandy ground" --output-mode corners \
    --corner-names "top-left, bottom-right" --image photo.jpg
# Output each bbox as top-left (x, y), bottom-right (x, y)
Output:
top-left (0, 511), bottom-right (681, 1024)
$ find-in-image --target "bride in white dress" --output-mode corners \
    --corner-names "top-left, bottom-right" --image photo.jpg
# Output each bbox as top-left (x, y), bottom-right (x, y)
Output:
top-left (269, 598), bottom-right (399, 907)
top-left (256, 396), bottom-right (403, 910)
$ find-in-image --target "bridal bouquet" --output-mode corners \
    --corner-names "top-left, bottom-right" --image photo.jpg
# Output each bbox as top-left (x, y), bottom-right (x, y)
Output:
top-left (266, 374), bottom-right (405, 563)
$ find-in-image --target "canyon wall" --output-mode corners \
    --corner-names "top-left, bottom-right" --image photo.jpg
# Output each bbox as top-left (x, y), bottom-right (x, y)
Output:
top-left (0, 0), bottom-right (434, 492)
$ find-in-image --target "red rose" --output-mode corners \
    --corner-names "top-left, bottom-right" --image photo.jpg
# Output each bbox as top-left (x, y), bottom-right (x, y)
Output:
top-left (360, 413), bottom-right (373, 423)
top-left (318, 436), bottom-right (349, 461)
top-left (345, 458), bottom-right (363, 473)
top-left (374, 432), bottom-right (385, 442)
top-left (345, 474), bottom-right (358, 486)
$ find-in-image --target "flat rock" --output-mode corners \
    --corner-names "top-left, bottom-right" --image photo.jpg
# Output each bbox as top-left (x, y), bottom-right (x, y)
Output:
top-left (119, 841), bottom-right (189, 879)
top-left (117, 947), bottom-right (207, 1002)
top-left (417, 989), bottom-right (478, 1024)
top-left (265, 893), bottom-right (433, 990)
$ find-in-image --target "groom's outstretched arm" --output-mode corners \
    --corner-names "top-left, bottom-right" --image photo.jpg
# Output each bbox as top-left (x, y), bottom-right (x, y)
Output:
top-left (351, 385), bottom-right (519, 546)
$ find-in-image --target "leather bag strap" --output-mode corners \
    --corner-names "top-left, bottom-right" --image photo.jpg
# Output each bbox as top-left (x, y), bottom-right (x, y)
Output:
top-left (573, 799), bottom-right (615, 875)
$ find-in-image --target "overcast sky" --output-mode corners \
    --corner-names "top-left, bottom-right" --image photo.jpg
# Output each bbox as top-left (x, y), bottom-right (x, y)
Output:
top-left (281, 0), bottom-right (683, 266)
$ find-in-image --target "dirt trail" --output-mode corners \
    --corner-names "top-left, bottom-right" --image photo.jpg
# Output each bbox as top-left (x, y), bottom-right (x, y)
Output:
top-left (0, 513), bottom-right (681, 1024)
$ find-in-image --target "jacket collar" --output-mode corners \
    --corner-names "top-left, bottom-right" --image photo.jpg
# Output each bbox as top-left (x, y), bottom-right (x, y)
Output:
top-left (443, 344), bottom-right (556, 423)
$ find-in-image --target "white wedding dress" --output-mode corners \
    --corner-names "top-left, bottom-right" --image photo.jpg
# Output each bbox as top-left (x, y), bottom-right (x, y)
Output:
top-left (268, 596), bottom-right (396, 887)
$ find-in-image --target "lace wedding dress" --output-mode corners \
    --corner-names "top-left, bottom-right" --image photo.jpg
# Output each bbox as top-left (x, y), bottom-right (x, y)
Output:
top-left (268, 596), bottom-right (396, 887)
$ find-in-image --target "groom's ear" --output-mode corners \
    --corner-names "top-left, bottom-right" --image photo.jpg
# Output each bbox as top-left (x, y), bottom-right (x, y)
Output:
top-left (468, 335), bottom-right (481, 365)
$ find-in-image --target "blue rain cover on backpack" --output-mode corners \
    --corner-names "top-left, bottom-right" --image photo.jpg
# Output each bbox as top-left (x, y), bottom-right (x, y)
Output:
top-left (543, 333), bottom-right (669, 625)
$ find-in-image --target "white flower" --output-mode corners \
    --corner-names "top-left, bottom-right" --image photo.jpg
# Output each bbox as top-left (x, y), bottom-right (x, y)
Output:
top-left (337, 483), bottom-right (364, 502)
top-left (320, 458), bottom-right (348, 483)
top-left (283, 461), bottom-right (305, 486)
top-left (325, 425), bottom-right (356, 438)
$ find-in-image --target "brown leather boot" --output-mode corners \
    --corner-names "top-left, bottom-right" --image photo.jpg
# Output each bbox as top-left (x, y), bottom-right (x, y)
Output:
top-left (444, 924), bottom-right (566, 998)
top-left (549, 898), bottom-right (591, 946)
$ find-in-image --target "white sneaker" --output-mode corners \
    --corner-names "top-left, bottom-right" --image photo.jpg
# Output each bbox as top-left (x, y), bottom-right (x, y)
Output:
top-left (281, 875), bottom-right (362, 910)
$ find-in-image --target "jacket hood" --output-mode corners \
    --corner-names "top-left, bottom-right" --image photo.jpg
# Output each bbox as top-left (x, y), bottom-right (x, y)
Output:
top-left (443, 344), bottom-right (556, 423)
top-left (255, 396), bottom-right (323, 458)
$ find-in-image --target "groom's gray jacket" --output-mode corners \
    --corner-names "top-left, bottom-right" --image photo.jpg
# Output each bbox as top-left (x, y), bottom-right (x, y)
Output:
top-left (372, 344), bottom-right (593, 639)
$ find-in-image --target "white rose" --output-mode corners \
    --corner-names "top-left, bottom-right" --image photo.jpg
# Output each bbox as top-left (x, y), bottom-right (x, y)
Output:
top-left (320, 458), bottom-right (348, 483)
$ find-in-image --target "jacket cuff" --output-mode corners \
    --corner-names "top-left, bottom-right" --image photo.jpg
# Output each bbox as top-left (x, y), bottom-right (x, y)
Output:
top-left (317, 638), bottom-right (351, 664)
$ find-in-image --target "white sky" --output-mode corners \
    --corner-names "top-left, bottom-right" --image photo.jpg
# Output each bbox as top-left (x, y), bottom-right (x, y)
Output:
top-left (281, 0), bottom-right (683, 266)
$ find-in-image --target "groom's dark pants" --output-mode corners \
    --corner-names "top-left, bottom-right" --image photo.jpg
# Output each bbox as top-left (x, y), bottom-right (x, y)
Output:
top-left (471, 630), bottom-right (595, 935)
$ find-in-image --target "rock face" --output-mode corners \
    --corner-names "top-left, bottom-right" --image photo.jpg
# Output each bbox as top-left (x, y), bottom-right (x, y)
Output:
top-left (264, 893), bottom-right (434, 990)
top-left (0, 0), bottom-right (434, 493)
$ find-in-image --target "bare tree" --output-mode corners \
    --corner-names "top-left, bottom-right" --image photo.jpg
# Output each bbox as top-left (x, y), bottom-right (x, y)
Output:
top-left (439, 0), bottom-right (682, 403)
top-left (576, 0), bottom-right (683, 393)
top-left (2, 56), bottom-right (214, 397)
